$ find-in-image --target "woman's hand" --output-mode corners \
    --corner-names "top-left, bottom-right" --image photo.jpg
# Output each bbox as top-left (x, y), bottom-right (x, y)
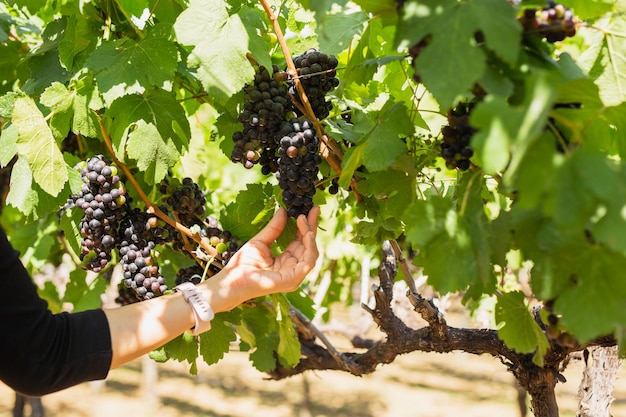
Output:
top-left (201, 206), bottom-right (320, 312)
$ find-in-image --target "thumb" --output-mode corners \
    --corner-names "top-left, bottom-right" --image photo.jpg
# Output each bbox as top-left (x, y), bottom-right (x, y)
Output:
top-left (250, 207), bottom-right (288, 246)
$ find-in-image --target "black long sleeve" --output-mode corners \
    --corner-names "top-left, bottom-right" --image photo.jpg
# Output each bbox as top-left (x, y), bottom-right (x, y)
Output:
top-left (0, 226), bottom-right (112, 396)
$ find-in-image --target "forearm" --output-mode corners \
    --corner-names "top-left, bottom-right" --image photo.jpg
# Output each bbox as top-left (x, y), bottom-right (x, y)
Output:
top-left (104, 290), bottom-right (193, 368)
top-left (104, 270), bottom-right (242, 369)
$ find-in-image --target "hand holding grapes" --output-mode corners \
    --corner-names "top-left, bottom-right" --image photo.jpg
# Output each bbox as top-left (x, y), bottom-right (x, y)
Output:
top-left (200, 206), bottom-right (320, 313)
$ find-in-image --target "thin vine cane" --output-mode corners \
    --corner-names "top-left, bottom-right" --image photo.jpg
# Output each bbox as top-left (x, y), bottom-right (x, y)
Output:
top-left (96, 115), bottom-right (224, 270)
top-left (258, 0), bottom-right (361, 199)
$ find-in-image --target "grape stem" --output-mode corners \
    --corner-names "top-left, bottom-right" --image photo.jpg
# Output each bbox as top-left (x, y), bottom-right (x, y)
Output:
top-left (258, 0), bottom-right (362, 200)
top-left (96, 114), bottom-right (222, 266)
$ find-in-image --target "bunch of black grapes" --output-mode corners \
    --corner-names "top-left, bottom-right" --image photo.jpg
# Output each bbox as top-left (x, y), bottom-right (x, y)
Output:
top-left (161, 177), bottom-right (207, 228)
top-left (71, 155), bottom-right (128, 272)
top-left (518, 1), bottom-right (576, 43)
top-left (159, 177), bottom-right (241, 272)
top-left (440, 103), bottom-right (476, 171)
top-left (118, 208), bottom-right (170, 300)
top-left (276, 118), bottom-right (322, 218)
top-left (115, 282), bottom-right (140, 306)
top-left (175, 264), bottom-right (204, 286)
top-left (290, 48), bottom-right (340, 120)
top-left (231, 65), bottom-right (293, 175)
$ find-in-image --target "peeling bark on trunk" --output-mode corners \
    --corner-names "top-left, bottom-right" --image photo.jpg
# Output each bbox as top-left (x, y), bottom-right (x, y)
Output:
top-left (577, 346), bottom-right (623, 417)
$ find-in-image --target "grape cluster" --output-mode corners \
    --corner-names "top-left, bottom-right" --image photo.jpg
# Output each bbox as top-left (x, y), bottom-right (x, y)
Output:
top-left (72, 155), bottom-right (128, 272)
top-left (114, 282), bottom-right (140, 306)
top-left (231, 65), bottom-right (293, 174)
top-left (328, 177), bottom-right (340, 195)
top-left (440, 103), bottom-right (476, 171)
top-left (161, 177), bottom-right (207, 228)
top-left (518, 2), bottom-right (576, 43)
top-left (118, 208), bottom-right (169, 300)
top-left (175, 264), bottom-right (204, 286)
top-left (203, 215), bottom-right (241, 267)
top-left (276, 118), bottom-right (322, 218)
top-left (291, 48), bottom-right (340, 120)
top-left (159, 177), bottom-right (241, 270)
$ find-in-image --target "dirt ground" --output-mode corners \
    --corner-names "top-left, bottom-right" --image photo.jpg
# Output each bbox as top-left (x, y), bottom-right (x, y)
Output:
top-left (1, 346), bottom-right (625, 417)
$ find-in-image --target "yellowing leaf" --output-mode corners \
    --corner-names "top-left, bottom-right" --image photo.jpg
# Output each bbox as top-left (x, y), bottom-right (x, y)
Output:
top-left (13, 96), bottom-right (68, 197)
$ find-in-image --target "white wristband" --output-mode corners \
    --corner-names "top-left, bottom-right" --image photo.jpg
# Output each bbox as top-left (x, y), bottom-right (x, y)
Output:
top-left (175, 282), bottom-right (214, 335)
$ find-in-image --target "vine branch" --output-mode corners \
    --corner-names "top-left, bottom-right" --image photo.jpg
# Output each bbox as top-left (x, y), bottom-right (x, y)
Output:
top-left (258, 0), bottom-right (361, 200)
top-left (96, 115), bottom-right (222, 267)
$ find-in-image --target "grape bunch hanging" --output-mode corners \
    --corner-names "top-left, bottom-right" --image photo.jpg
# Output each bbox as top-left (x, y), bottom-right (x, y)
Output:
top-left (290, 48), bottom-right (340, 120)
top-left (71, 155), bottom-right (129, 273)
top-left (118, 209), bottom-right (169, 300)
top-left (230, 64), bottom-right (292, 175)
top-left (158, 177), bottom-right (242, 274)
top-left (518, 1), bottom-right (576, 43)
top-left (67, 158), bottom-right (242, 303)
top-left (440, 103), bottom-right (476, 171)
top-left (276, 118), bottom-right (322, 218)
top-left (230, 49), bottom-right (339, 218)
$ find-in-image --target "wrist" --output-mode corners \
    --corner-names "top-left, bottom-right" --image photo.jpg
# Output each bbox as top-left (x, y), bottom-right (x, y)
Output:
top-left (175, 282), bottom-right (214, 335)
top-left (197, 266), bottom-right (247, 313)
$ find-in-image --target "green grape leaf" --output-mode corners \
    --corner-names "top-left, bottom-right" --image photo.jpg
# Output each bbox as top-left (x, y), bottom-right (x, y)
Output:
top-left (106, 89), bottom-right (190, 184)
top-left (351, 0), bottom-right (397, 24)
top-left (117, 0), bottom-right (149, 21)
top-left (495, 291), bottom-right (549, 366)
top-left (271, 293), bottom-right (301, 368)
top-left (199, 310), bottom-right (240, 365)
top-left (38, 281), bottom-right (63, 314)
top-left (174, 0), bottom-right (255, 103)
top-left (67, 271), bottom-right (109, 312)
top-left (59, 206), bottom-right (83, 259)
top-left (578, 13), bottom-right (626, 106)
top-left (238, 6), bottom-right (273, 71)
top-left (554, 76), bottom-right (626, 158)
top-left (359, 100), bottom-right (413, 172)
top-left (563, 0), bottom-right (614, 20)
top-left (338, 143), bottom-right (365, 189)
top-left (0, 122), bottom-right (18, 166)
top-left (470, 96), bottom-right (517, 174)
top-left (58, 14), bottom-right (96, 71)
top-left (249, 333), bottom-right (279, 372)
top-left (13, 97), bottom-right (68, 197)
top-left (286, 289), bottom-right (316, 320)
top-left (157, 332), bottom-right (200, 372)
top-left (221, 183), bottom-right (275, 240)
top-left (395, 0), bottom-right (520, 108)
top-left (589, 163), bottom-right (626, 254)
top-left (316, 8), bottom-right (368, 55)
top-left (4, 157), bottom-right (39, 217)
top-left (404, 175), bottom-right (495, 298)
top-left (403, 196), bottom-right (453, 247)
top-left (555, 248), bottom-right (626, 344)
top-left (490, 71), bottom-right (556, 184)
top-left (126, 121), bottom-right (179, 185)
top-left (86, 24), bottom-right (178, 105)
top-left (458, 172), bottom-right (496, 299)
top-left (239, 304), bottom-right (281, 372)
top-left (41, 78), bottom-right (103, 140)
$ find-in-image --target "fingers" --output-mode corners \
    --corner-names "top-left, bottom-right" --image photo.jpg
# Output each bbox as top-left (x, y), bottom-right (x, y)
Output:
top-left (297, 206), bottom-right (320, 266)
top-left (296, 205), bottom-right (320, 238)
top-left (251, 207), bottom-right (288, 246)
